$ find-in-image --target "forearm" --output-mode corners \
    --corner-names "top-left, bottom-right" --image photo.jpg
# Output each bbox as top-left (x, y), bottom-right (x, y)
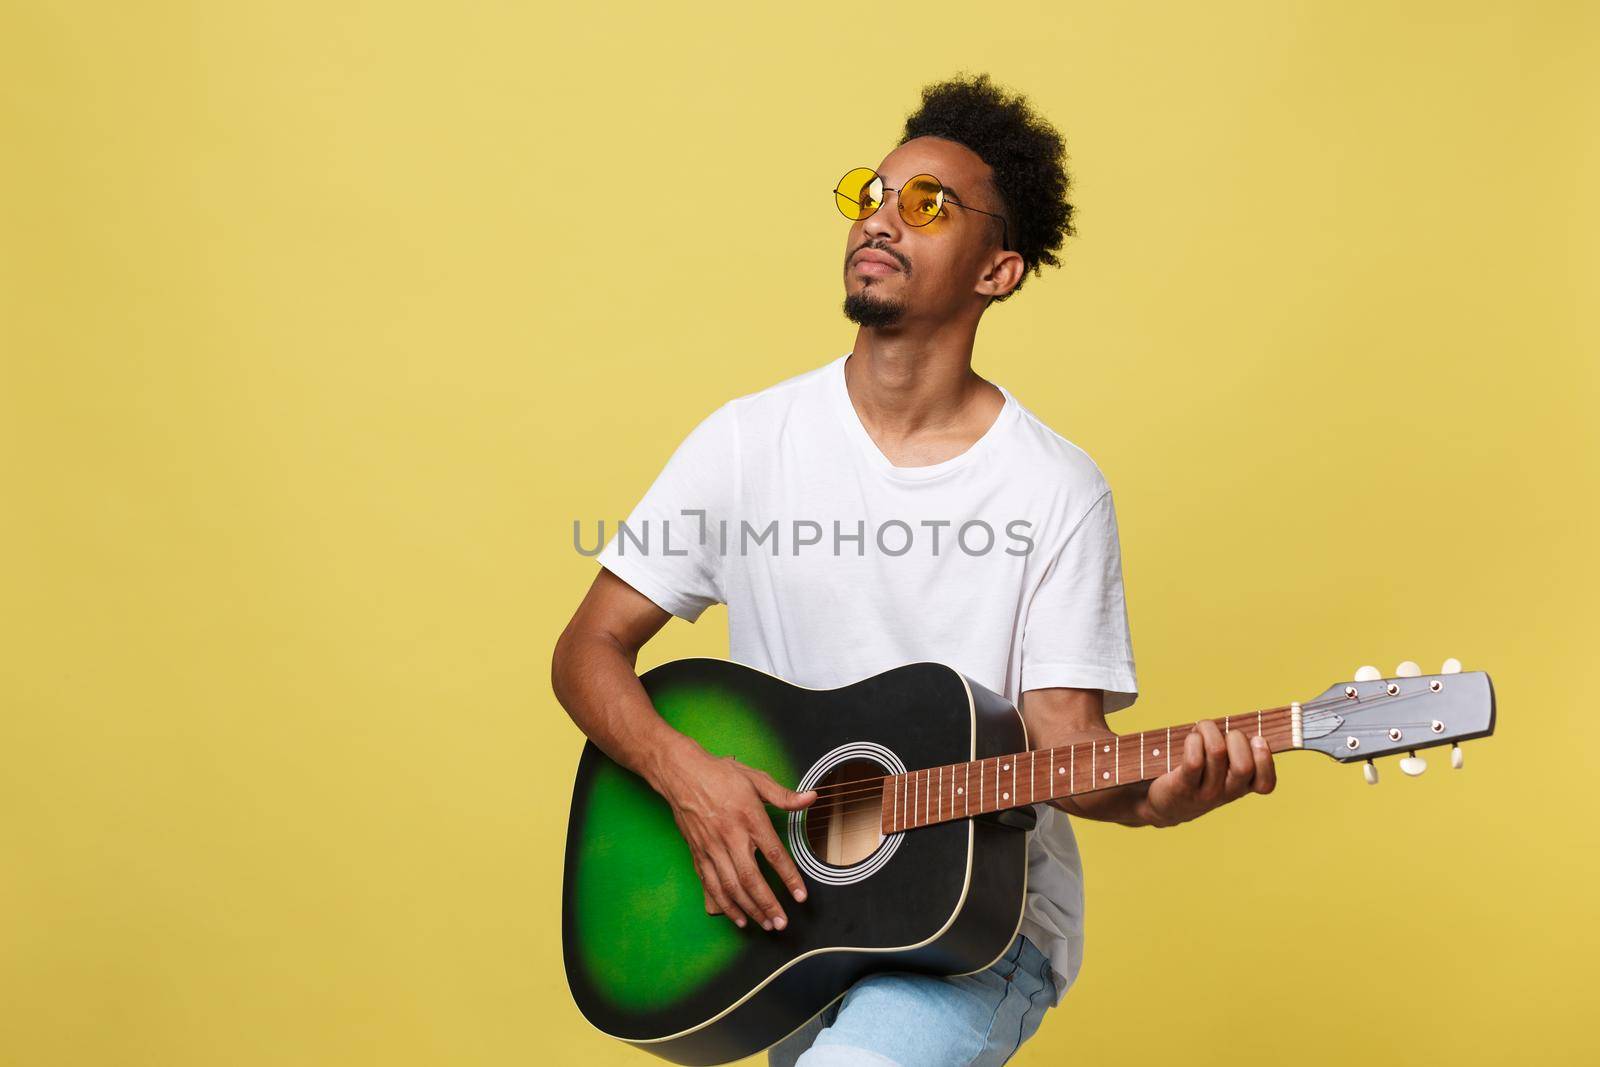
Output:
top-left (1019, 688), bottom-right (1165, 828)
top-left (550, 627), bottom-right (698, 793)
top-left (1049, 779), bottom-right (1163, 828)
top-left (1030, 734), bottom-right (1165, 827)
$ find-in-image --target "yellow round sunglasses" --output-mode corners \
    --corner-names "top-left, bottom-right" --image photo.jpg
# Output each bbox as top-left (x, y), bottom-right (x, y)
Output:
top-left (832, 166), bottom-right (1010, 251)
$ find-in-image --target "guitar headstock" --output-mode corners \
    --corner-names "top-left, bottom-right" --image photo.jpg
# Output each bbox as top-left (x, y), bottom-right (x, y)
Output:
top-left (1299, 658), bottom-right (1495, 782)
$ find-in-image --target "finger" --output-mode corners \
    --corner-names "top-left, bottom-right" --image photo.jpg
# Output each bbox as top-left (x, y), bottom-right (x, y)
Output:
top-left (1196, 720), bottom-right (1228, 797)
top-left (1152, 728), bottom-right (1203, 800)
top-left (1223, 728), bottom-right (1255, 798)
top-left (1150, 729), bottom-right (1203, 809)
top-left (754, 773), bottom-right (817, 812)
top-left (697, 860), bottom-right (720, 915)
top-left (752, 819), bottom-right (809, 904)
top-left (736, 847), bottom-right (789, 930)
top-left (712, 845), bottom-right (770, 931)
top-left (1179, 726), bottom-right (1205, 785)
top-left (1250, 735), bottom-right (1277, 794)
top-left (696, 855), bottom-right (742, 926)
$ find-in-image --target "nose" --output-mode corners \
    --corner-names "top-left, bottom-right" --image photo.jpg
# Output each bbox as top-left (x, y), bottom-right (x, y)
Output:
top-left (861, 187), bottom-right (903, 246)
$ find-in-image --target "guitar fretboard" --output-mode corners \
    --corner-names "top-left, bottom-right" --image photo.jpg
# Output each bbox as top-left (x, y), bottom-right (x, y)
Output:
top-left (880, 705), bottom-right (1298, 833)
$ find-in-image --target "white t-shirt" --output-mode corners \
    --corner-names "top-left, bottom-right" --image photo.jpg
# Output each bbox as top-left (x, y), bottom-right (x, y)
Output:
top-left (595, 352), bottom-right (1138, 999)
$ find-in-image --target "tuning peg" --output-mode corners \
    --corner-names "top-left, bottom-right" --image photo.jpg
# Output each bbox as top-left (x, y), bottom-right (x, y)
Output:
top-left (1399, 751), bottom-right (1427, 776)
top-left (1395, 661), bottom-right (1422, 678)
top-left (1441, 658), bottom-right (1462, 675)
top-left (1354, 665), bottom-right (1382, 681)
top-left (1363, 760), bottom-right (1379, 785)
top-left (1451, 744), bottom-right (1463, 770)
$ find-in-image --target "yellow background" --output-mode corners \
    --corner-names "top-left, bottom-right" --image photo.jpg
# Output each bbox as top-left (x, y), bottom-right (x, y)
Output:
top-left (3, 2), bottom-right (1596, 1064)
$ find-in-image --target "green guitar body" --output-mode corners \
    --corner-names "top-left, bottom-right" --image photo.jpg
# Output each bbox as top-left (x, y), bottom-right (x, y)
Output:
top-left (561, 658), bottom-right (1031, 1065)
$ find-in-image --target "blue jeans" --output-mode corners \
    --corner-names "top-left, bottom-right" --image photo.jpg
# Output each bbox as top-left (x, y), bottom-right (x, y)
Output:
top-left (767, 934), bottom-right (1058, 1067)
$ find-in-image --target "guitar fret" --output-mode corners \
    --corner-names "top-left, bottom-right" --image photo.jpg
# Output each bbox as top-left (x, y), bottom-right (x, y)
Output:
top-left (883, 706), bottom-right (1300, 835)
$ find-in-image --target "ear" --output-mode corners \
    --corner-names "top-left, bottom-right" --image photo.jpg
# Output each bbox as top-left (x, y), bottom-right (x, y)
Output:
top-left (975, 249), bottom-right (1026, 300)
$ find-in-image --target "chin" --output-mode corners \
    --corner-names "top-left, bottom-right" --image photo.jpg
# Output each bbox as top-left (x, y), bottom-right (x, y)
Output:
top-left (842, 289), bottom-right (909, 329)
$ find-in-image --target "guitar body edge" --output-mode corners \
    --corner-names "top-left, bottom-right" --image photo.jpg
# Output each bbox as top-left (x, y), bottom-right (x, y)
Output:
top-left (629, 816), bottom-right (1028, 1065)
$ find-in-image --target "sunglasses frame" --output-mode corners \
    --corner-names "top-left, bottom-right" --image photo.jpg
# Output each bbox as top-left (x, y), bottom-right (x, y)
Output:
top-left (833, 166), bottom-right (1011, 252)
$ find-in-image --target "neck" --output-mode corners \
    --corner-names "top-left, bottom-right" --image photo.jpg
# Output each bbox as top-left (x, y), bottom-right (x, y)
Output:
top-left (845, 335), bottom-right (987, 431)
top-left (880, 705), bottom-right (1302, 833)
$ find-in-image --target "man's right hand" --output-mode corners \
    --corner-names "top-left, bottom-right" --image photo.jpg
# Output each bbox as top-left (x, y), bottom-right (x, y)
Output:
top-left (647, 735), bottom-right (816, 932)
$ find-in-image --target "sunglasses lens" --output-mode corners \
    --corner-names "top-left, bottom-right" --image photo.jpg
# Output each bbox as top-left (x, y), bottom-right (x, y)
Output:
top-left (835, 167), bottom-right (882, 221)
top-left (899, 174), bottom-right (944, 226)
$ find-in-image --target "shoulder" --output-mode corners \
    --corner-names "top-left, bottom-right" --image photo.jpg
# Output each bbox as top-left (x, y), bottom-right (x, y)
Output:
top-left (726, 357), bottom-right (838, 418)
top-left (690, 356), bottom-right (841, 441)
top-left (1001, 391), bottom-right (1113, 499)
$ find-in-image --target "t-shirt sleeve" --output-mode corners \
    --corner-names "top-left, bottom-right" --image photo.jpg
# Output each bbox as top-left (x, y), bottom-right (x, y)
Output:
top-left (593, 403), bottom-right (738, 622)
top-left (1019, 488), bottom-right (1139, 713)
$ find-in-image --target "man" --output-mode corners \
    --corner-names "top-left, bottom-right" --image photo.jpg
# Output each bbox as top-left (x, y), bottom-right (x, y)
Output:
top-left (552, 73), bottom-right (1275, 1066)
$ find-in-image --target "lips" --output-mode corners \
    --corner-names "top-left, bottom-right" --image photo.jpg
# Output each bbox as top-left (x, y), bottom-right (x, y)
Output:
top-left (852, 248), bottom-right (902, 273)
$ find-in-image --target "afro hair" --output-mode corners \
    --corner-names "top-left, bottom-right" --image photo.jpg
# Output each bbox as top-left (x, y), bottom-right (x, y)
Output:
top-left (899, 72), bottom-right (1073, 302)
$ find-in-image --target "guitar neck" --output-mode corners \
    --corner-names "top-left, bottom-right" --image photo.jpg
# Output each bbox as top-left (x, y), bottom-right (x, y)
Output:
top-left (880, 704), bottom-right (1301, 834)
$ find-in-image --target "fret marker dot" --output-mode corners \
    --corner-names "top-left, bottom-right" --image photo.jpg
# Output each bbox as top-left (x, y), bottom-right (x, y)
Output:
top-left (1153, 748), bottom-right (1160, 756)
top-left (1102, 771), bottom-right (1110, 780)
top-left (1102, 744), bottom-right (1111, 753)
top-left (1057, 767), bottom-right (1065, 774)
top-left (956, 787), bottom-right (963, 795)
top-left (1002, 763), bottom-right (1010, 770)
top-left (1002, 792), bottom-right (1010, 800)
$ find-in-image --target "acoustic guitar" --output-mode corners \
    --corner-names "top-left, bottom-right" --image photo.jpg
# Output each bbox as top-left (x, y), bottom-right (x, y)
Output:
top-left (562, 657), bottom-right (1494, 1065)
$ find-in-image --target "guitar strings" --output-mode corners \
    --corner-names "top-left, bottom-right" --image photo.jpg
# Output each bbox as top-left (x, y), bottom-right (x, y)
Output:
top-left (783, 693), bottom-right (1461, 834)
top-left (793, 728), bottom-right (1304, 834)
top-left (797, 724), bottom-right (1322, 817)
top-left (786, 686), bottom-right (1450, 809)
top-left (795, 729), bottom-right (1426, 829)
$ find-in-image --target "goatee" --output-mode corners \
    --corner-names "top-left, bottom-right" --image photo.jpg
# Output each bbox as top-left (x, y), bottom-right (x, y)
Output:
top-left (842, 287), bottom-right (907, 328)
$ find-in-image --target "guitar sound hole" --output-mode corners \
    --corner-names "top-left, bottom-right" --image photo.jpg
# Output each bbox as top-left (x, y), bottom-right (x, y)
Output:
top-left (802, 758), bottom-right (885, 867)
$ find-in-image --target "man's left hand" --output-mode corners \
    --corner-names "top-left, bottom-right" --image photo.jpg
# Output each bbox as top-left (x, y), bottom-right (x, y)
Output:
top-left (1143, 718), bottom-right (1275, 827)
